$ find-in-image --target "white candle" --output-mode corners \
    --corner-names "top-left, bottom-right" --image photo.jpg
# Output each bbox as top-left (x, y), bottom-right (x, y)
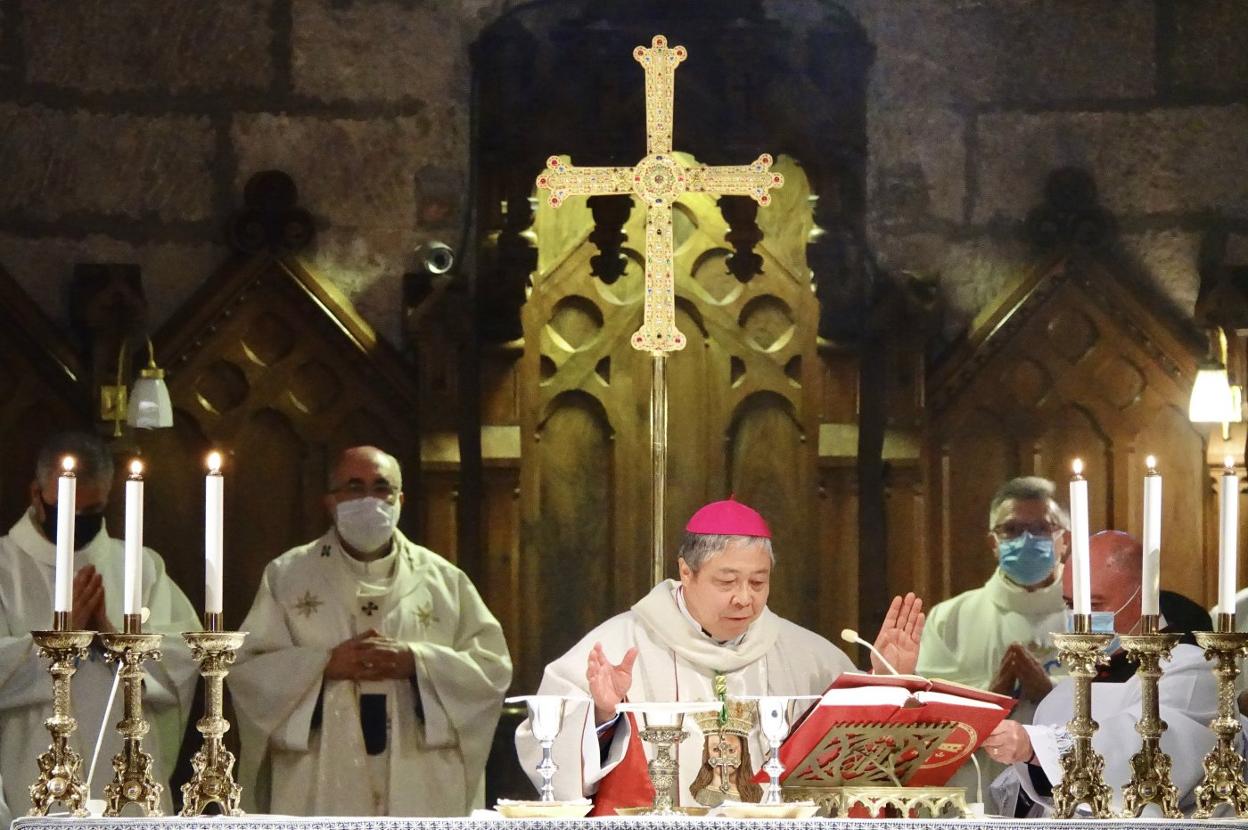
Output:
top-left (1219, 456), bottom-right (1239, 616)
top-left (124, 460), bottom-right (144, 616)
top-left (53, 456), bottom-right (76, 617)
top-left (1142, 456), bottom-right (1162, 617)
top-left (1069, 459), bottom-right (1092, 616)
top-left (205, 452), bottom-right (224, 616)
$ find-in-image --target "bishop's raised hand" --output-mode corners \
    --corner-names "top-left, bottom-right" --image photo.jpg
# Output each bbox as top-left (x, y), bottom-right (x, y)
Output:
top-left (587, 642), bottom-right (637, 725)
top-left (871, 592), bottom-right (925, 675)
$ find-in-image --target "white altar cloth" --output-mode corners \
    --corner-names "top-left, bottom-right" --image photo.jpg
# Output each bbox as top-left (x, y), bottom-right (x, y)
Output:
top-left (13, 816), bottom-right (1248, 830)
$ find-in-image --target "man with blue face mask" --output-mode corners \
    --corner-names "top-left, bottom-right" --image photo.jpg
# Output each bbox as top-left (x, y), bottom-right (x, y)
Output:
top-left (985, 530), bottom-right (1220, 816)
top-left (917, 478), bottom-right (1070, 790)
top-left (231, 446), bottom-right (512, 817)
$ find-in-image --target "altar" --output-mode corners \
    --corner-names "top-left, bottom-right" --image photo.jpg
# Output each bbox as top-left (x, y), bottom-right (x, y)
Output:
top-left (13, 817), bottom-right (1248, 830)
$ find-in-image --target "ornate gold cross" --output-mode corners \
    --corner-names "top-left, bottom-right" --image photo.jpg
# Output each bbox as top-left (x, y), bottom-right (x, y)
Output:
top-left (536, 34), bottom-right (783, 355)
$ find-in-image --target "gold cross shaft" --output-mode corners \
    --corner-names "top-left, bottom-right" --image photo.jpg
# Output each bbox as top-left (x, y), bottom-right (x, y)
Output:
top-left (535, 34), bottom-right (784, 355)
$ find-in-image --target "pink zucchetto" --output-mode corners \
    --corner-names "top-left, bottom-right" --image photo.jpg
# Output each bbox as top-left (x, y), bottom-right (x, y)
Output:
top-left (684, 498), bottom-right (771, 538)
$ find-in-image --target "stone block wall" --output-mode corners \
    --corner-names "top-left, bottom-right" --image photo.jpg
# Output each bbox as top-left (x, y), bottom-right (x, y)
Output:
top-left (0, 0), bottom-right (1245, 346)
top-left (0, 0), bottom-right (505, 344)
top-left (852, 0), bottom-right (1248, 334)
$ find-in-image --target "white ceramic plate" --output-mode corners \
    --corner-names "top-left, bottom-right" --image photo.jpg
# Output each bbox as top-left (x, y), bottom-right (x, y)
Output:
top-left (494, 799), bottom-right (594, 819)
top-left (716, 800), bottom-right (820, 819)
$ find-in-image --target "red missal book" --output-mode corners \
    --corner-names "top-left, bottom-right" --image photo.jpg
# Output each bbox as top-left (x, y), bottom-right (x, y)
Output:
top-left (767, 673), bottom-right (1015, 788)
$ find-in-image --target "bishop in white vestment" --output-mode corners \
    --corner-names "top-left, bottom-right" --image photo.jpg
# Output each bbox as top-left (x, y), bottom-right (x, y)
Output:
top-left (0, 433), bottom-right (198, 820)
top-left (230, 446), bottom-right (512, 817)
top-left (516, 499), bottom-right (925, 810)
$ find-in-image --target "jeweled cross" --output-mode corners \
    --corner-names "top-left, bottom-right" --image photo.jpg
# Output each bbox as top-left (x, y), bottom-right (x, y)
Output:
top-left (536, 34), bottom-right (783, 354)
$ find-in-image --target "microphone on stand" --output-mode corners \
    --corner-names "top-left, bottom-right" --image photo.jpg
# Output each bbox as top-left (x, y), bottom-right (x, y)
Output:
top-left (841, 628), bottom-right (901, 676)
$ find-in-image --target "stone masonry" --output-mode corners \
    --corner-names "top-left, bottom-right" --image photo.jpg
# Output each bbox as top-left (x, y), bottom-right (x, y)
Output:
top-left (0, 0), bottom-right (1245, 344)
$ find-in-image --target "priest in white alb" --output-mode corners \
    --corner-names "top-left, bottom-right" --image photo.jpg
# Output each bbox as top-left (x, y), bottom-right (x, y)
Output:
top-left (230, 446), bottom-right (512, 817)
top-left (515, 498), bottom-right (926, 813)
top-left (0, 432), bottom-right (199, 819)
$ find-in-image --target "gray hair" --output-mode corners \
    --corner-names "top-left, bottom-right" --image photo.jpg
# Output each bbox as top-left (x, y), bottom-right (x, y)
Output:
top-left (677, 532), bottom-right (774, 572)
top-left (35, 431), bottom-right (114, 492)
top-left (988, 476), bottom-right (1070, 531)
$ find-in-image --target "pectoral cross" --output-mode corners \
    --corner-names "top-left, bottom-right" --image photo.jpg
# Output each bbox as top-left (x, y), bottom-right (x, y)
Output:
top-left (536, 35), bottom-right (783, 583)
top-left (360, 601), bottom-right (379, 616)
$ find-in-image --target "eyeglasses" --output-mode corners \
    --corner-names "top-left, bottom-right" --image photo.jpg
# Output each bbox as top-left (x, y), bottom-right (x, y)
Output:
top-left (330, 482), bottom-right (399, 502)
top-left (992, 520), bottom-right (1057, 540)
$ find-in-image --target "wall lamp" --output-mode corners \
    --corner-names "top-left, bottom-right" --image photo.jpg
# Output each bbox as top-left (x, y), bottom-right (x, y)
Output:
top-left (1189, 327), bottom-right (1242, 428)
top-left (100, 339), bottom-right (173, 437)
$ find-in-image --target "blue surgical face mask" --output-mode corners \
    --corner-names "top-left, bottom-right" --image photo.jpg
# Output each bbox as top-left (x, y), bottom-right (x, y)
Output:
top-left (1064, 586), bottom-right (1142, 654)
top-left (997, 532), bottom-right (1057, 586)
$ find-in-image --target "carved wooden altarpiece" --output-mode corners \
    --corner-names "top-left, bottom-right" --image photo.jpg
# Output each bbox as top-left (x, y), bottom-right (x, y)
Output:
top-left (472, 0), bottom-right (875, 691)
top-left (519, 156), bottom-right (831, 687)
top-left (926, 252), bottom-right (1211, 605)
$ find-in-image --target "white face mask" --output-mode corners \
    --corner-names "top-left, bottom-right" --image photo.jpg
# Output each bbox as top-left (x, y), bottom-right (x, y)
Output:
top-left (335, 497), bottom-right (400, 554)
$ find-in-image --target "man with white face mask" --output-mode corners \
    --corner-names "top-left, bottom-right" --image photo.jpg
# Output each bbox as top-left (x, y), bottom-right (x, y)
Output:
top-left (231, 446), bottom-right (512, 817)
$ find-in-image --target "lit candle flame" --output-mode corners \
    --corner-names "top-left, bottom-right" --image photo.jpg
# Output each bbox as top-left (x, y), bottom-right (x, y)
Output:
top-left (1072, 458), bottom-right (1084, 476)
top-left (61, 456), bottom-right (75, 473)
top-left (129, 459), bottom-right (143, 477)
top-left (207, 451), bottom-right (222, 474)
top-left (1226, 455), bottom-right (1236, 471)
top-left (1146, 455), bottom-right (1157, 472)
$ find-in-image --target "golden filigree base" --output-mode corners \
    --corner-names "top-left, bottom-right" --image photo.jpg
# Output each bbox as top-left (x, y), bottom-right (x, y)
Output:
top-left (27, 629), bottom-right (94, 817)
top-left (1193, 630), bottom-right (1248, 818)
top-left (789, 785), bottom-right (967, 818)
top-left (99, 632), bottom-right (164, 816)
top-left (1118, 632), bottom-right (1182, 818)
top-left (179, 630), bottom-right (247, 817)
top-left (1051, 631), bottom-right (1114, 818)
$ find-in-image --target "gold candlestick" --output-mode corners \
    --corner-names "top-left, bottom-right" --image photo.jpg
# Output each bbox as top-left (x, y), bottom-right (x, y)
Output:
top-left (179, 629), bottom-right (247, 816)
top-left (1051, 627), bottom-right (1114, 818)
top-left (27, 629), bottom-right (94, 816)
top-left (98, 626), bottom-right (165, 816)
top-left (1192, 619), bottom-right (1248, 818)
top-left (1118, 619), bottom-right (1182, 818)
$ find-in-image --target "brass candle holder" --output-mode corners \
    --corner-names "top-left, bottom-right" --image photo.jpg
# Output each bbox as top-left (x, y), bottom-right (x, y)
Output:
top-left (1192, 613), bottom-right (1248, 818)
top-left (99, 614), bottom-right (164, 816)
top-left (27, 625), bottom-right (94, 816)
top-left (1118, 615), bottom-right (1182, 818)
top-left (1051, 622), bottom-right (1114, 819)
top-left (179, 614), bottom-right (246, 817)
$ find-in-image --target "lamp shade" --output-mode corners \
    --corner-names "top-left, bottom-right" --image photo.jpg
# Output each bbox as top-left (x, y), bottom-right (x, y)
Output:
top-left (1189, 363), bottom-right (1237, 423)
top-left (126, 369), bottom-right (173, 429)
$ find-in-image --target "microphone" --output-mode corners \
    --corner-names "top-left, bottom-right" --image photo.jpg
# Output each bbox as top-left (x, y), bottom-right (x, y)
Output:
top-left (841, 628), bottom-right (900, 676)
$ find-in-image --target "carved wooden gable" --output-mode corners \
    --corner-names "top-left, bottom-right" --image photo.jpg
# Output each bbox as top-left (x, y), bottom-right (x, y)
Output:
top-left (0, 264), bottom-right (87, 528)
top-left (926, 253), bottom-right (1209, 605)
top-left (135, 252), bottom-right (421, 625)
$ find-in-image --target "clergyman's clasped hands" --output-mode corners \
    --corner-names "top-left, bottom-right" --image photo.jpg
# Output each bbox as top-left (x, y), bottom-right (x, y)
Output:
top-left (325, 628), bottom-right (416, 681)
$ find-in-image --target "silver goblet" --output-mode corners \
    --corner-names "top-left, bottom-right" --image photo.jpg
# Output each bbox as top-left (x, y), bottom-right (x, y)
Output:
top-left (740, 695), bottom-right (820, 804)
top-left (510, 695), bottom-right (569, 802)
